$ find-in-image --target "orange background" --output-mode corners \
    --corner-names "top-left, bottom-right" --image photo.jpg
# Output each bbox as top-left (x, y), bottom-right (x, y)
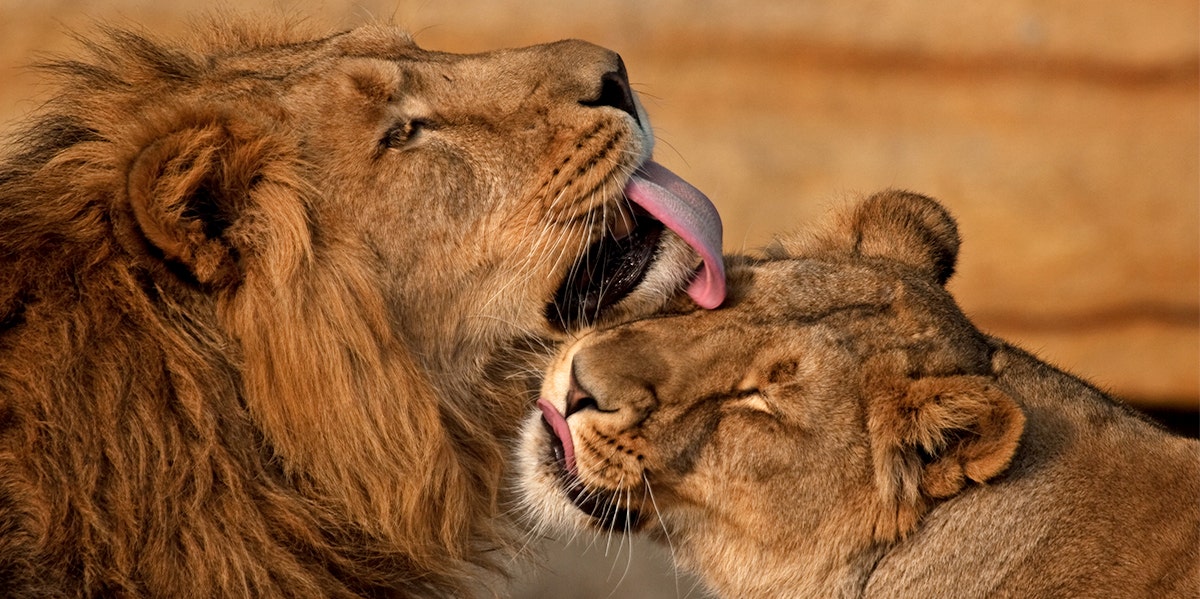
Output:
top-left (2, 3), bottom-right (1196, 594)
top-left (4, 1), bottom-right (1194, 415)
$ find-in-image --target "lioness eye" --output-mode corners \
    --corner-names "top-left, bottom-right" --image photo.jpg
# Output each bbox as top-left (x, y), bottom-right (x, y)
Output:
top-left (729, 387), bottom-right (774, 415)
top-left (382, 120), bottom-right (426, 149)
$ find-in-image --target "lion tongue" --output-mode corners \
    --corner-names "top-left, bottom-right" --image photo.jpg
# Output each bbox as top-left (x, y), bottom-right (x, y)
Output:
top-left (537, 398), bottom-right (577, 474)
top-left (625, 161), bottom-right (726, 309)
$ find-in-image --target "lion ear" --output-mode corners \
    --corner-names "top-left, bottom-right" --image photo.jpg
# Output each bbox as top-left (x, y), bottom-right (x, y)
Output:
top-left (766, 190), bottom-right (960, 285)
top-left (865, 354), bottom-right (1025, 540)
top-left (126, 115), bottom-right (267, 287)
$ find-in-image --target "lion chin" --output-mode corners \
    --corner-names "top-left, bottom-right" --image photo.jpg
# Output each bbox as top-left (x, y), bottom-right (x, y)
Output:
top-left (0, 19), bottom-right (726, 597)
top-left (518, 190), bottom-right (1200, 599)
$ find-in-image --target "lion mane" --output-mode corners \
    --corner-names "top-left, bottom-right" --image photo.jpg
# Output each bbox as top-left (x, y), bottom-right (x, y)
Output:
top-left (0, 19), bottom-right (717, 597)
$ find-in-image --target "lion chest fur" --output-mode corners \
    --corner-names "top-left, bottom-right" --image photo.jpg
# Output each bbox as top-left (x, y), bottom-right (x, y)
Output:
top-left (518, 190), bottom-right (1200, 599)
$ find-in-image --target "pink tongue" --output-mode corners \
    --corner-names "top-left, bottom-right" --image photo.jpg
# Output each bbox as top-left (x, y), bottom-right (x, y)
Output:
top-left (624, 161), bottom-right (726, 309)
top-left (537, 398), bottom-right (576, 474)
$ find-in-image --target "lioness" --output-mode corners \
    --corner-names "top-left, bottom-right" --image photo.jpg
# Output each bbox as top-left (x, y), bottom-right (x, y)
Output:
top-left (519, 190), bottom-right (1199, 598)
top-left (0, 20), bottom-right (724, 597)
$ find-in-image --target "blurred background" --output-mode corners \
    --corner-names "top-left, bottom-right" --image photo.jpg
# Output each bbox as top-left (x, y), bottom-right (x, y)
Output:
top-left (1, 1), bottom-right (1195, 597)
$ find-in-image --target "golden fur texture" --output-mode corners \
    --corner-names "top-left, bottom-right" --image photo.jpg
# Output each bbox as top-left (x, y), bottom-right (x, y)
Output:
top-left (519, 190), bottom-right (1200, 598)
top-left (0, 20), bottom-right (707, 596)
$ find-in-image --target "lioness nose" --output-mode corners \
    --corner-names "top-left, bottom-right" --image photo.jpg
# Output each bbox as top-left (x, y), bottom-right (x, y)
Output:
top-left (579, 56), bottom-right (641, 127)
top-left (564, 371), bottom-right (601, 417)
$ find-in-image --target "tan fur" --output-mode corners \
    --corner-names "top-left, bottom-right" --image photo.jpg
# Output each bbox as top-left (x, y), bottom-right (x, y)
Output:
top-left (519, 190), bottom-right (1200, 598)
top-left (0, 19), bottom-right (704, 597)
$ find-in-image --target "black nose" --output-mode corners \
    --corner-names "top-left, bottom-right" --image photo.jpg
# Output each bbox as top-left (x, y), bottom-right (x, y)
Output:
top-left (580, 56), bottom-right (641, 127)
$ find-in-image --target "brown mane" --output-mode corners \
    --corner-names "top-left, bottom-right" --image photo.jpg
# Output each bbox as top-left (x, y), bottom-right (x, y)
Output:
top-left (0, 22), bottom-right (513, 596)
top-left (1, 14), bottom-right (709, 592)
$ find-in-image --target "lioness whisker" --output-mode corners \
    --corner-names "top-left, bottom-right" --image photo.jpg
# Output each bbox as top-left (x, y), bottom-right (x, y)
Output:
top-left (641, 472), bottom-right (687, 599)
top-left (600, 469), bottom-right (631, 557)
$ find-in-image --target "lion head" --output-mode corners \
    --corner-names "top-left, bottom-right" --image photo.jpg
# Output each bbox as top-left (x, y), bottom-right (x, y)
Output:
top-left (518, 190), bottom-right (1030, 596)
top-left (0, 20), bottom-right (724, 596)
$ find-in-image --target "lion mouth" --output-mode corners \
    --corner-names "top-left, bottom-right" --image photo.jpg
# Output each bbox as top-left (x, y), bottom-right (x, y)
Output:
top-left (546, 203), bottom-right (664, 330)
top-left (546, 160), bottom-right (727, 331)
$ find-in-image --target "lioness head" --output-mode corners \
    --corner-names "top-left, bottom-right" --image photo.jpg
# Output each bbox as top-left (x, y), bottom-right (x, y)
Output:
top-left (0, 21), bottom-right (724, 595)
top-left (518, 191), bottom-right (1025, 597)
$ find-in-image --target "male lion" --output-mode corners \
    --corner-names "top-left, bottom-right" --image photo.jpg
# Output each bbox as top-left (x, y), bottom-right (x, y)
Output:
top-left (0, 20), bottom-right (725, 597)
top-left (520, 191), bottom-right (1199, 598)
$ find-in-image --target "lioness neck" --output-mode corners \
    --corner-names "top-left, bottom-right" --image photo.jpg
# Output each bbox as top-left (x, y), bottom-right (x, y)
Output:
top-left (676, 510), bottom-right (886, 598)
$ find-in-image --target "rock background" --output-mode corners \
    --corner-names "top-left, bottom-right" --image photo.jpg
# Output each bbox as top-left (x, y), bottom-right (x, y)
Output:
top-left (2, 1), bottom-right (1196, 597)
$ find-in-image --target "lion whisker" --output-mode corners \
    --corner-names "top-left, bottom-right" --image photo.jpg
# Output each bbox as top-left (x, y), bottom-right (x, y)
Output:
top-left (476, 183), bottom-right (581, 318)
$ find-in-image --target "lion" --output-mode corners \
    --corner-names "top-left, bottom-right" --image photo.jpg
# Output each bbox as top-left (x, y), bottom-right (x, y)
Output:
top-left (518, 190), bottom-right (1200, 598)
top-left (0, 19), bottom-right (726, 597)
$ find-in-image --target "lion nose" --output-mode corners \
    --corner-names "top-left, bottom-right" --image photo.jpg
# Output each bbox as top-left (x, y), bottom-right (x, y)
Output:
top-left (579, 56), bottom-right (641, 128)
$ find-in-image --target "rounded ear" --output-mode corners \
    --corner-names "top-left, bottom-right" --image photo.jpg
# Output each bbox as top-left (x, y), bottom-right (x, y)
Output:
top-left (766, 190), bottom-right (960, 285)
top-left (125, 114), bottom-right (272, 287)
top-left (847, 190), bottom-right (960, 285)
top-left (864, 352), bottom-right (1025, 541)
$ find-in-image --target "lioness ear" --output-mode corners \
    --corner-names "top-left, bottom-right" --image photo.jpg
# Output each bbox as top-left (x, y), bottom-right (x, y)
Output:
top-left (767, 190), bottom-right (960, 285)
top-left (865, 354), bottom-right (1025, 541)
top-left (126, 114), bottom-right (272, 287)
top-left (846, 190), bottom-right (960, 285)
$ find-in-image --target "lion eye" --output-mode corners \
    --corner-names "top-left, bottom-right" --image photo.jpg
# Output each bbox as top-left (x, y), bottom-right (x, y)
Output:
top-left (382, 119), bottom-right (427, 149)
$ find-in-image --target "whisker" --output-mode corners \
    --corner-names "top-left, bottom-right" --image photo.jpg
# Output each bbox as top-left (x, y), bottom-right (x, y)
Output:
top-left (612, 486), bottom-right (637, 593)
top-left (642, 472), bottom-right (685, 598)
top-left (602, 469), bottom-right (627, 568)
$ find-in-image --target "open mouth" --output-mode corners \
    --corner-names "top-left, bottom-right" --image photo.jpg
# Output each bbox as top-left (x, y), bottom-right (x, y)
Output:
top-left (545, 160), bottom-right (728, 332)
top-left (537, 397), bottom-right (644, 531)
top-left (546, 204), bottom-right (664, 330)
top-left (540, 417), bottom-right (644, 532)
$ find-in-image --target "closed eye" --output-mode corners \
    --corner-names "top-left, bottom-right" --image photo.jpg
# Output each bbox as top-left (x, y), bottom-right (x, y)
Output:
top-left (382, 119), bottom-right (428, 149)
top-left (727, 388), bottom-right (774, 415)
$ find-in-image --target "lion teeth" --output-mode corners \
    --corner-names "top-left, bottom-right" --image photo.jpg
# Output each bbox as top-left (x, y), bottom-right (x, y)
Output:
top-left (608, 202), bottom-right (636, 240)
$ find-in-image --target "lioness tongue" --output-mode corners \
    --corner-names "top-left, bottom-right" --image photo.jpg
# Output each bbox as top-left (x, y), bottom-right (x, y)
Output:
top-left (625, 161), bottom-right (726, 309)
top-left (537, 398), bottom-right (576, 474)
